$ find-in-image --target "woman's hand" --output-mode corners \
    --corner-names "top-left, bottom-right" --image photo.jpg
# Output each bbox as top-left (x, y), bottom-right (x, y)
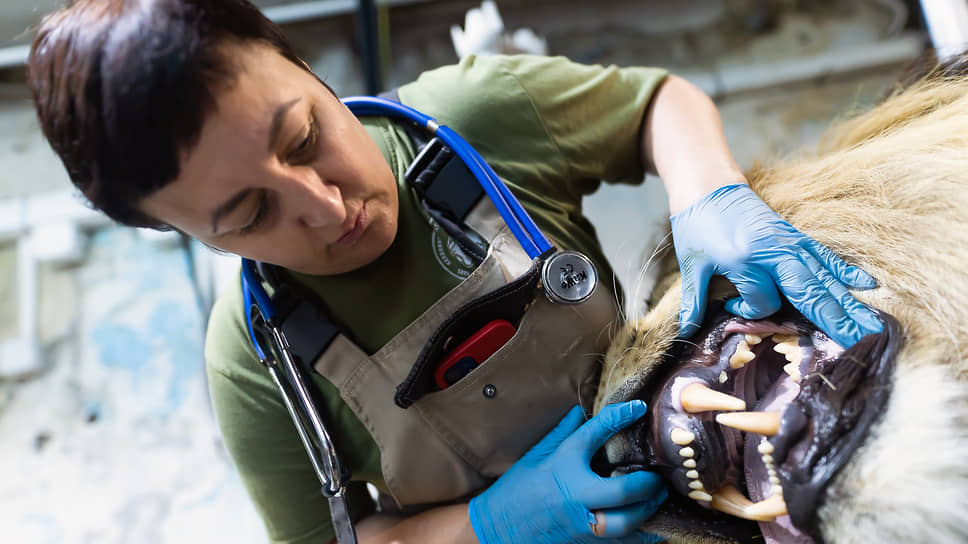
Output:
top-left (671, 183), bottom-right (882, 347)
top-left (468, 402), bottom-right (667, 544)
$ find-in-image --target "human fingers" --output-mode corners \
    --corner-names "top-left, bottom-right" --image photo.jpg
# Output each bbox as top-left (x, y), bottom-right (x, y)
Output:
top-left (588, 487), bottom-right (669, 539)
top-left (722, 267), bottom-right (783, 320)
top-left (773, 257), bottom-right (866, 347)
top-left (801, 253), bottom-right (883, 337)
top-left (803, 237), bottom-right (876, 290)
top-left (566, 401), bottom-right (648, 460)
top-left (524, 405), bottom-right (587, 460)
top-left (609, 531), bottom-right (666, 544)
top-left (677, 258), bottom-right (713, 338)
top-left (583, 469), bottom-right (665, 511)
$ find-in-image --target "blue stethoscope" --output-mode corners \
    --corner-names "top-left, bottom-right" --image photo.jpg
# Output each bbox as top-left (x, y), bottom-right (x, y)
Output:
top-left (240, 96), bottom-right (598, 544)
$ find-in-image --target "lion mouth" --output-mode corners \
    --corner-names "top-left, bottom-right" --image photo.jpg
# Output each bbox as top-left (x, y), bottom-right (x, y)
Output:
top-left (610, 302), bottom-right (899, 544)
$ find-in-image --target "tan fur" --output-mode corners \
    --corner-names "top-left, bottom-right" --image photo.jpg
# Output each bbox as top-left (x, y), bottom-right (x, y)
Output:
top-left (595, 77), bottom-right (968, 542)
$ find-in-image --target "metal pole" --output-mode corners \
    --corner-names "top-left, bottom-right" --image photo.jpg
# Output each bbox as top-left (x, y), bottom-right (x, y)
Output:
top-left (357, 0), bottom-right (383, 95)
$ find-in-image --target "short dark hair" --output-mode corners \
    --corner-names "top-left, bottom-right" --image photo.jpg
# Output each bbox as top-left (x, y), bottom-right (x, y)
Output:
top-left (28, 0), bottom-right (308, 228)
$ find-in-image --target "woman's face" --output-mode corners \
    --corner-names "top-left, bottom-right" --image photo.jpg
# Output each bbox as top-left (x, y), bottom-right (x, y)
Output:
top-left (139, 41), bottom-right (399, 275)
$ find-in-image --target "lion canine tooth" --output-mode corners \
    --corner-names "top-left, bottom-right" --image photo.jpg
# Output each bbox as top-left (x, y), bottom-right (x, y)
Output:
top-left (715, 411), bottom-right (782, 436)
top-left (711, 485), bottom-right (777, 522)
top-left (670, 428), bottom-right (695, 446)
top-left (745, 334), bottom-right (762, 345)
top-left (683, 459), bottom-right (697, 468)
top-left (688, 490), bottom-right (713, 502)
top-left (783, 361), bottom-right (802, 383)
top-left (744, 493), bottom-right (788, 520)
top-left (681, 383), bottom-right (747, 413)
top-left (729, 340), bottom-right (755, 369)
top-left (679, 447), bottom-right (695, 458)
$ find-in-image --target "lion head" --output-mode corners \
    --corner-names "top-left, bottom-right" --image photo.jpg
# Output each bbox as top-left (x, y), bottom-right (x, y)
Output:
top-left (594, 71), bottom-right (968, 543)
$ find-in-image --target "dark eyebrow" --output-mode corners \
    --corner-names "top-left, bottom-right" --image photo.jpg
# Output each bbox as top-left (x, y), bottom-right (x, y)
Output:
top-left (211, 188), bottom-right (255, 235)
top-left (268, 97), bottom-right (302, 152)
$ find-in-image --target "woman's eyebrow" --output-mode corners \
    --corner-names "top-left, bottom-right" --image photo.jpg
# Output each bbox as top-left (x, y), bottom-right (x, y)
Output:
top-left (267, 97), bottom-right (302, 151)
top-left (211, 188), bottom-right (256, 234)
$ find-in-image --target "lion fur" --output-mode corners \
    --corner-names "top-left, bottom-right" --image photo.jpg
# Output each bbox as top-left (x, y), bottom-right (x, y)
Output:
top-left (594, 76), bottom-right (968, 543)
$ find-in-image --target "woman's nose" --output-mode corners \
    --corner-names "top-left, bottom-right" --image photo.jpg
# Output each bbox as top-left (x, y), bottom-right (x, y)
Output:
top-left (288, 172), bottom-right (344, 229)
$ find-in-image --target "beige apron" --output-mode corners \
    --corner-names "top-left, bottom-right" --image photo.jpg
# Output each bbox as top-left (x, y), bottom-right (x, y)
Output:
top-left (311, 197), bottom-right (618, 507)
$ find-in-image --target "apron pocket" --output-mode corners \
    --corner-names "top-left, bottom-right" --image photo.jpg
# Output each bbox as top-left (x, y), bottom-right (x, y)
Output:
top-left (410, 293), bottom-right (602, 477)
top-left (393, 259), bottom-right (542, 408)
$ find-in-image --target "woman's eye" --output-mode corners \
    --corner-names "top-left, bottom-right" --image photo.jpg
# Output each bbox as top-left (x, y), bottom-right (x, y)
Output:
top-left (289, 116), bottom-right (318, 162)
top-left (238, 195), bottom-right (269, 235)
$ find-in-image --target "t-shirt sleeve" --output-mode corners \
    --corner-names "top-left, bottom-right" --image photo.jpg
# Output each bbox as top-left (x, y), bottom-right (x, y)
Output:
top-left (204, 276), bottom-right (376, 544)
top-left (398, 54), bottom-right (667, 189)
top-left (510, 55), bottom-right (668, 184)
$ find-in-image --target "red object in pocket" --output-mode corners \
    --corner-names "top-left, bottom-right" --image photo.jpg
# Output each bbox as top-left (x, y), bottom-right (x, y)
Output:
top-left (434, 319), bottom-right (517, 389)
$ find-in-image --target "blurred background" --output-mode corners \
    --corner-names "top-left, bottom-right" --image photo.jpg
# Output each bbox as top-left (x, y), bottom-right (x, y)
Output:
top-left (0, 0), bottom-right (955, 542)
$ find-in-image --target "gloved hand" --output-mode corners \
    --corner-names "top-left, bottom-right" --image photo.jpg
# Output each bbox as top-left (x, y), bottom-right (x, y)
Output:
top-left (468, 401), bottom-right (668, 544)
top-left (671, 183), bottom-right (882, 347)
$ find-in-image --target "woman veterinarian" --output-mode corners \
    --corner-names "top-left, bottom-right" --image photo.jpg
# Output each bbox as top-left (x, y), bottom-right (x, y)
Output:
top-left (27, 1), bottom-right (882, 543)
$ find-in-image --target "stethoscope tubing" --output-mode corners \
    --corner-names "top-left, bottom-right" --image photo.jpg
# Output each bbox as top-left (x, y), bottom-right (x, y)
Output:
top-left (241, 260), bottom-right (270, 361)
top-left (342, 96), bottom-right (553, 259)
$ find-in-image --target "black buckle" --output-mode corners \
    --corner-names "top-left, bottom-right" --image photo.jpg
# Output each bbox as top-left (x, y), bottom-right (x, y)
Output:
top-left (405, 137), bottom-right (484, 221)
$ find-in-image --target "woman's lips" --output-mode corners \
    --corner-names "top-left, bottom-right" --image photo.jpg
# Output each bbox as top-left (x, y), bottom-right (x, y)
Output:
top-left (337, 203), bottom-right (368, 245)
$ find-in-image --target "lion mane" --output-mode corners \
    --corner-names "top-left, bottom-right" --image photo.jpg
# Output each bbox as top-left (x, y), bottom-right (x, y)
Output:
top-left (594, 72), bottom-right (968, 544)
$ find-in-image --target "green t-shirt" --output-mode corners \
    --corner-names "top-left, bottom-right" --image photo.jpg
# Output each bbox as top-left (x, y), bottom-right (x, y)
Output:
top-left (205, 54), bottom-right (667, 543)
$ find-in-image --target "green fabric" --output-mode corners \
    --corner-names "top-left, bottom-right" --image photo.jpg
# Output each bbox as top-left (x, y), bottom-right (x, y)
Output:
top-left (205, 54), bottom-right (667, 543)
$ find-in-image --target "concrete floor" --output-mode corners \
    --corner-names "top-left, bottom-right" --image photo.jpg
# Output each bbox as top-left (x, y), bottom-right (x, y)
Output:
top-left (0, 1), bottom-right (920, 542)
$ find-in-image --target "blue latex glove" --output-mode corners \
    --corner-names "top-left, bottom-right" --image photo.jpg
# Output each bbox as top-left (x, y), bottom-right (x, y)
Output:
top-left (468, 401), bottom-right (668, 544)
top-left (671, 183), bottom-right (882, 347)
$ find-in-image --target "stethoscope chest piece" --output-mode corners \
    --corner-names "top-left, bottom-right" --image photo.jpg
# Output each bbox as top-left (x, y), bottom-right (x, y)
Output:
top-left (541, 250), bottom-right (598, 304)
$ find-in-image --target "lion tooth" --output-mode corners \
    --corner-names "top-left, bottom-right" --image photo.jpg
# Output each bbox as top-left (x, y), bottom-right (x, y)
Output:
top-left (758, 440), bottom-right (774, 454)
top-left (679, 447), bottom-right (695, 458)
top-left (744, 493), bottom-right (788, 520)
top-left (689, 480), bottom-right (705, 490)
top-left (683, 459), bottom-right (697, 468)
top-left (688, 490), bottom-right (713, 502)
top-left (773, 341), bottom-right (798, 356)
top-left (769, 475), bottom-right (781, 485)
top-left (745, 334), bottom-right (762, 345)
top-left (783, 362), bottom-right (802, 383)
top-left (711, 485), bottom-right (777, 522)
top-left (718, 371), bottom-right (728, 384)
top-left (686, 470), bottom-right (700, 479)
top-left (670, 428), bottom-right (695, 446)
top-left (729, 341), bottom-right (755, 369)
top-left (784, 345), bottom-right (802, 366)
top-left (762, 454), bottom-right (774, 464)
top-left (681, 383), bottom-right (747, 413)
top-left (715, 411), bottom-right (782, 436)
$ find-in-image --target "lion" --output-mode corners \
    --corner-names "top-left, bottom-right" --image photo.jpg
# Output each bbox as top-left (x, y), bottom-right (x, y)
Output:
top-left (593, 68), bottom-right (968, 544)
